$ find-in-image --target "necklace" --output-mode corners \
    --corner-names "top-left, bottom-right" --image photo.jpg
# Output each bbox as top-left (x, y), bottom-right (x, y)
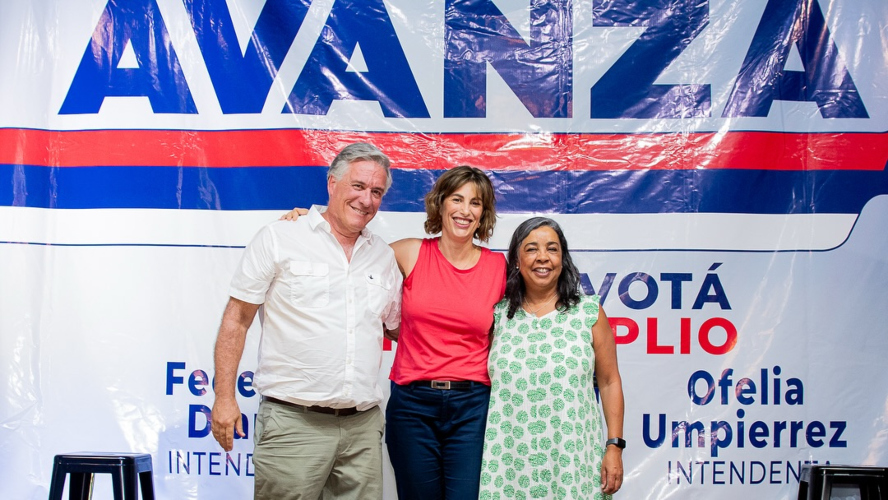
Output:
top-left (523, 295), bottom-right (557, 316)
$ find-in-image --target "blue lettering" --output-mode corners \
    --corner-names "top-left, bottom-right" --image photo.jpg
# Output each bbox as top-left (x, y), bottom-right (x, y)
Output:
top-left (591, 0), bottom-right (711, 118)
top-left (829, 421), bottom-right (847, 447)
top-left (185, 0), bottom-right (310, 113)
top-left (188, 404), bottom-right (212, 438)
top-left (717, 369), bottom-right (734, 404)
top-left (730, 461), bottom-right (744, 483)
top-left (710, 421), bottom-right (732, 457)
top-left (712, 461), bottom-right (726, 484)
top-left (238, 371), bottom-right (256, 398)
top-left (173, 450), bottom-right (190, 474)
top-left (774, 420), bottom-right (788, 446)
top-left (189, 369), bottom-right (210, 396)
top-left (676, 460), bottom-right (693, 483)
top-left (723, 0), bottom-right (868, 118)
top-left (690, 366), bottom-right (804, 405)
top-left (166, 361), bottom-right (186, 395)
top-left (736, 378), bottom-right (756, 405)
top-left (692, 264), bottom-right (731, 310)
top-left (444, 0), bottom-right (572, 118)
top-left (750, 461), bottom-right (766, 484)
top-left (688, 369), bottom-right (715, 405)
top-left (209, 452), bottom-right (222, 475)
top-left (60, 0), bottom-right (196, 114)
top-left (226, 453), bottom-right (240, 475)
top-left (672, 420), bottom-right (706, 448)
top-left (749, 420), bottom-right (769, 448)
top-left (618, 272), bottom-right (658, 309)
top-left (192, 451), bottom-right (206, 474)
top-left (790, 421), bottom-right (804, 447)
top-left (785, 378), bottom-right (804, 405)
top-left (642, 413), bottom-right (666, 447)
top-left (770, 461), bottom-right (782, 484)
top-left (579, 272), bottom-right (616, 303)
top-left (806, 421), bottom-right (826, 447)
top-left (660, 273), bottom-right (692, 309)
top-left (285, 0), bottom-right (429, 118)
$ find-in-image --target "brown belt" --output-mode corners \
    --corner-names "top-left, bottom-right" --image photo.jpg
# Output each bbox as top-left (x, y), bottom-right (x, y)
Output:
top-left (263, 396), bottom-right (361, 417)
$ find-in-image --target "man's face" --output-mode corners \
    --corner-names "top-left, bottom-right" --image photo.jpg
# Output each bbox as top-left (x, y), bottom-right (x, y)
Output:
top-left (325, 160), bottom-right (388, 238)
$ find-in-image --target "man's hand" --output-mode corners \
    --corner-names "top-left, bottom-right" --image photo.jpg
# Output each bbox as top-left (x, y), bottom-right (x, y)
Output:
top-left (211, 396), bottom-right (245, 452)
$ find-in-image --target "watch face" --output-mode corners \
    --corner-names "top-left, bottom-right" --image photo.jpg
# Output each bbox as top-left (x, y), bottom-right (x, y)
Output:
top-left (607, 438), bottom-right (626, 449)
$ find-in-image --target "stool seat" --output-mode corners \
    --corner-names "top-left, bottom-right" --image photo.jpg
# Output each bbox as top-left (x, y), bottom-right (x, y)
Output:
top-left (49, 452), bottom-right (155, 500)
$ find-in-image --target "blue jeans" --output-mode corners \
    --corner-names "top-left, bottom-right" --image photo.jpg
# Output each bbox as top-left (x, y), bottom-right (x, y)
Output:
top-left (385, 381), bottom-right (491, 500)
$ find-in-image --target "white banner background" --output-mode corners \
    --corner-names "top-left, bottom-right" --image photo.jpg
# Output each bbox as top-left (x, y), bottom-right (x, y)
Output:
top-left (1, 0), bottom-right (887, 498)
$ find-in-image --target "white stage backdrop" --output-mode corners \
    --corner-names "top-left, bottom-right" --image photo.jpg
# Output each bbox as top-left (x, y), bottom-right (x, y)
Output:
top-left (1, 0), bottom-right (887, 498)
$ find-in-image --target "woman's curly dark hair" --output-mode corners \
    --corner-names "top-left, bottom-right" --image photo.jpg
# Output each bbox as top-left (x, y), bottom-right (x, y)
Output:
top-left (505, 217), bottom-right (582, 319)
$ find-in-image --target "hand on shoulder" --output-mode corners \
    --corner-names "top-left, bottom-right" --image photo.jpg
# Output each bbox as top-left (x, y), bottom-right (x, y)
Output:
top-left (280, 207), bottom-right (309, 221)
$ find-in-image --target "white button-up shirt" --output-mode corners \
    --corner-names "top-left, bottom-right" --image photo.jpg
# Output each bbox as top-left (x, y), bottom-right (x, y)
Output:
top-left (229, 207), bottom-right (401, 410)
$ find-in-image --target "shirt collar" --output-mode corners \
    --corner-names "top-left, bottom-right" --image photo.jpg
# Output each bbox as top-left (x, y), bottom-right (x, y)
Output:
top-left (308, 205), bottom-right (374, 244)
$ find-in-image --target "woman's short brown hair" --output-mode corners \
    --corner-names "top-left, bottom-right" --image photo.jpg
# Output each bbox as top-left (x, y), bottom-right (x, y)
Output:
top-left (424, 166), bottom-right (497, 242)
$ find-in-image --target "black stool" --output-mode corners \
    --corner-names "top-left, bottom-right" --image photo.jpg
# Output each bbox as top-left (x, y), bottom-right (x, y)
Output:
top-left (798, 464), bottom-right (888, 500)
top-left (48, 452), bottom-right (155, 500)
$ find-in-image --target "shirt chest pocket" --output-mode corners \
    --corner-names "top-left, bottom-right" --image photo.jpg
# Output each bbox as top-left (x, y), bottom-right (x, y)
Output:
top-left (365, 272), bottom-right (392, 316)
top-left (286, 261), bottom-right (330, 308)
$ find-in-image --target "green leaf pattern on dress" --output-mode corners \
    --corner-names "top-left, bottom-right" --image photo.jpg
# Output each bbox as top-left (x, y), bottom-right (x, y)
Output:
top-left (479, 295), bottom-right (611, 500)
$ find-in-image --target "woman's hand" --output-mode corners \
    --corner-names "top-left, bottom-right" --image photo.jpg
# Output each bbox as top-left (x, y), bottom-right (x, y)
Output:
top-left (600, 445), bottom-right (623, 494)
top-left (280, 207), bottom-right (309, 221)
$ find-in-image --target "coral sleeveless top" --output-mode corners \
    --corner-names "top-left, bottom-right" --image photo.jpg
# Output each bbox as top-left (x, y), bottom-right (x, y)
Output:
top-left (390, 238), bottom-right (506, 384)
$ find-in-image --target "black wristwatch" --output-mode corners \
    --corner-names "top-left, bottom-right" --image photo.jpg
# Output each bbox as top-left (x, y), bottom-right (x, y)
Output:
top-left (606, 437), bottom-right (627, 449)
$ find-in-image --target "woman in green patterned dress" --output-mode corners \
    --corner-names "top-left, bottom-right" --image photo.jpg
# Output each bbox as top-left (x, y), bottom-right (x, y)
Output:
top-left (480, 217), bottom-right (625, 500)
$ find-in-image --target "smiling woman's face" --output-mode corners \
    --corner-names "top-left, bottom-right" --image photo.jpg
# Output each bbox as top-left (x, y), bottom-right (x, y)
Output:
top-left (439, 182), bottom-right (483, 242)
top-left (518, 225), bottom-right (563, 293)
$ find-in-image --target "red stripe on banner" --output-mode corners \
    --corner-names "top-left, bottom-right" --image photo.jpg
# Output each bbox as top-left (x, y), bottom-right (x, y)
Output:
top-left (0, 128), bottom-right (885, 171)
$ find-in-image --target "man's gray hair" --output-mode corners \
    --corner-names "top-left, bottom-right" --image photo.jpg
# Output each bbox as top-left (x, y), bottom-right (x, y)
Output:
top-left (328, 142), bottom-right (393, 192)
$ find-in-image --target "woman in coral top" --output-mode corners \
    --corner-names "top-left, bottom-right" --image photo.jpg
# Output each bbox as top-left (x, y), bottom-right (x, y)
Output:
top-left (282, 165), bottom-right (505, 498)
top-left (385, 166), bottom-right (506, 500)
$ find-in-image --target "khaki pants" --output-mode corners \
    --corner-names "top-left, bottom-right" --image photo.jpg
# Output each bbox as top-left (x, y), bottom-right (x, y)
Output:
top-left (252, 400), bottom-right (384, 500)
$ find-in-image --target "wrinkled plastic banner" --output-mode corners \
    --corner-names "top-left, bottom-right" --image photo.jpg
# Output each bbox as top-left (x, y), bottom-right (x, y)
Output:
top-left (1, 1), bottom-right (887, 499)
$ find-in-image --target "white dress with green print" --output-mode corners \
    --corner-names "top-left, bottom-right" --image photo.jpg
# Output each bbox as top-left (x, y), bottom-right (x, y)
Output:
top-left (479, 295), bottom-right (611, 500)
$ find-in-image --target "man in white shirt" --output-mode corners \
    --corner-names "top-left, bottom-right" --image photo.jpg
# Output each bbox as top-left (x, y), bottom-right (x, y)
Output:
top-left (210, 143), bottom-right (402, 500)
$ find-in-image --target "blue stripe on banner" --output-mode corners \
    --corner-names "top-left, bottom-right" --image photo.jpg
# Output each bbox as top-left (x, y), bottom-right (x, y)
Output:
top-left (0, 165), bottom-right (330, 211)
top-left (2, 164), bottom-right (888, 214)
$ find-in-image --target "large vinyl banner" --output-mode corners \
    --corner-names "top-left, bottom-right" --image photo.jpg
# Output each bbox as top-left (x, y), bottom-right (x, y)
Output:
top-left (1, 0), bottom-right (886, 498)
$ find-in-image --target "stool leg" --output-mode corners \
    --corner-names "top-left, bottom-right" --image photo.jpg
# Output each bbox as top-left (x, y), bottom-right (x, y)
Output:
top-left (138, 471), bottom-right (156, 500)
top-left (47, 465), bottom-right (66, 500)
top-left (68, 472), bottom-right (92, 500)
top-left (110, 469), bottom-right (125, 500)
top-left (122, 467), bottom-right (140, 500)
